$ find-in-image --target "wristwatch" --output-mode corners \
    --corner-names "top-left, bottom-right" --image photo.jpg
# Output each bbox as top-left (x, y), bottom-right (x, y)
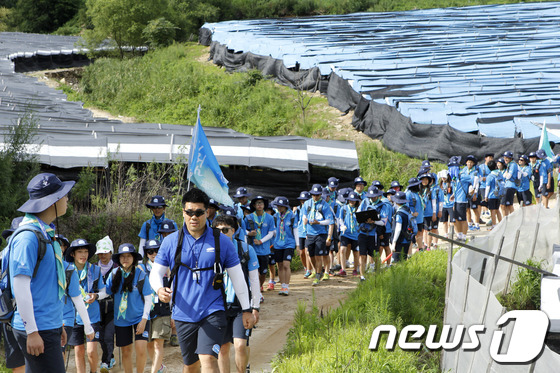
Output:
top-left (242, 308), bottom-right (252, 314)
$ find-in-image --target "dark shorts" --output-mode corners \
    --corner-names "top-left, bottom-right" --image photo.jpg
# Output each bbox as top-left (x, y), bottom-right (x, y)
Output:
top-left (441, 207), bottom-right (454, 223)
top-left (501, 187), bottom-right (516, 206)
top-left (3, 324), bottom-right (25, 369)
top-left (268, 252), bottom-right (276, 266)
top-left (257, 255), bottom-right (269, 275)
top-left (339, 236), bottom-right (358, 250)
top-left (423, 217), bottom-right (436, 231)
top-left (468, 195), bottom-right (480, 209)
top-left (488, 199), bottom-right (500, 210)
top-left (63, 325), bottom-right (73, 352)
top-left (416, 222), bottom-right (424, 232)
top-left (223, 309), bottom-right (251, 344)
top-left (533, 181), bottom-right (541, 198)
top-left (274, 248), bottom-right (295, 263)
top-left (68, 322), bottom-right (102, 346)
top-left (547, 180), bottom-right (555, 193)
top-left (115, 321), bottom-right (151, 347)
top-left (392, 243), bottom-right (410, 263)
top-left (306, 234), bottom-right (328, 256)
top-left (378, 232), bottom-right (391, 247)
top-left (358, 234), bottom-right (377, 257)
top-left (298, 237), bottom-right (306, 250)
top-left (13, 327), bottom-right (65, 373)
top-left (517, 190), bottom-right (533, 206)
top-left (176, 311), bottom-right (227, 366)
top-left (454, 202), bottom-right (468, 222)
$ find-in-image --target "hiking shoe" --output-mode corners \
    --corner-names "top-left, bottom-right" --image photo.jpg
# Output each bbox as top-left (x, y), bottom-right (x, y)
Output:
top-left (322, 272), bottom-right (329, 281)
top-left (360, 276), bottom-right (366, 282)
top-left (157, 364), bottom-right (167, 373)
top-left (312, 278), bottom-right (320, 286)
top-left (352, 269), bottom-right (358, 276)
top-left (267, 282), bottom-right (275, 291)
top-left (108, 357), bottom-right (116, 369)
top-left (338, 269), bottom-right (347, 277)
top-left (170, 334), bottom-right (179, 346)
top-left (279, 287), bottom-right (289, 295)
top-left (100, 363), bottom-right (109, 373)
top-left (303, 270), bottom-right (311, 278)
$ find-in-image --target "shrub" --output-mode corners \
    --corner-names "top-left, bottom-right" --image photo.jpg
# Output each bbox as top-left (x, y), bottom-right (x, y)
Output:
top-left (498, 259), bottom-right (543, 311)
top-left (142, 17), bottom-right (177, 49)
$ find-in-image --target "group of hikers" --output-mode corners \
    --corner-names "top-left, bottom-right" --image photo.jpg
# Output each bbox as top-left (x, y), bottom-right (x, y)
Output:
top-left (0, 148), bottom-right (557, 373)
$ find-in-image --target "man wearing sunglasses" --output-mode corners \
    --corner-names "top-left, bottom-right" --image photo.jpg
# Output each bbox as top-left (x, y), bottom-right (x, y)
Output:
top-left (149, 188), bottom-right (254, 373)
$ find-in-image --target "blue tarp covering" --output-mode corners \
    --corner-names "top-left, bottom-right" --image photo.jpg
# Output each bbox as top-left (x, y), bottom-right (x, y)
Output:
top-left (203, 2), bottom-right (560, 143)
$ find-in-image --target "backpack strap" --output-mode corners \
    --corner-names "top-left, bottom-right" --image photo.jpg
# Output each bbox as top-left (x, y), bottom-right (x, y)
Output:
top-left (145, 221), bottom-right (151, 239)
top-left (9, 226), bottom-right (50, 278)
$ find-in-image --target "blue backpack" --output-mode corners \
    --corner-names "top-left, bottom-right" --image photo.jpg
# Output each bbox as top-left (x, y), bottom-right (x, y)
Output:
top-left (0, 225), bottom-right (50, 323)
top-left (492, 173), bottom-right (506, 198)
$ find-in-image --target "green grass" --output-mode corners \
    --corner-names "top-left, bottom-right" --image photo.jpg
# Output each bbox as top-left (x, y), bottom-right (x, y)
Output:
top-left (497, 259), bottom-right (544, 311)
top-left (273, 250), bottom-right (447, 372)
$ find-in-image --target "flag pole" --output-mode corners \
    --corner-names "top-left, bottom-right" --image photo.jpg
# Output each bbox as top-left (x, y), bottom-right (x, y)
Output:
top-left (187, 105), bottom-right (202, 192)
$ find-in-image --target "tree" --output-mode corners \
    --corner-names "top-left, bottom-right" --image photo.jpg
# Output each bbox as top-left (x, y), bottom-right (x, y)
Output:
top-left (84, 0), bottom-right (168, 57)
top-left (9, 0), bottom-right (81, 33)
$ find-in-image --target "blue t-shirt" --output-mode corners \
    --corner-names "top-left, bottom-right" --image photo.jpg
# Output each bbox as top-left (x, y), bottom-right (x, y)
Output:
top-left (394, 206), bottom-right (412, 244)
top-left (452, 175), bottom-right (472, 203)
top-left (405, 190), bottom-right (423, 221)
top-left (440, 182), bottom-right (454, 208)
top-left (420, 187), bottom-right (433, 218)
top-left (302, 198), bottom-right (334, 236)
top-left (486, 172), bottom-right (501, 199)
top-left (63, 261), bottom-right (81, 328)
top-left (105, 266), bottom-right (152, 327)
top-left (9, 223), bottom-right (64, 331)
top-left (504, 161), bottom-right (519, 189)
top-left (138, 214), bottom-right (177, 241)
top-left (356, 199), bottom-right (377, 237)
top-left (517, 165), bottom-right (531, 192)
top-left (478, 164), bottom-right (491, 189)
top-left (155, 225), bottom-right (240, 323)
top-left (374, 198), bottom-right (394, 234)
top-left (273, 211), bottom-right (296, 250)
top-left (244, 212), bottom-right (276, 255)
top-left (75, 263), bottom-right (103, 325)
top-left (295, 205), bottom-right (307, 239)
top-left (339, 204), bottom-right (359, 241)
top-left (225, 239), bottom-right (259, 304)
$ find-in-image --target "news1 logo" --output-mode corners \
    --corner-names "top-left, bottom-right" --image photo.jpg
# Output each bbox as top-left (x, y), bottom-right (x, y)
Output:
top-left (369, 310), bottom-right (549, 363)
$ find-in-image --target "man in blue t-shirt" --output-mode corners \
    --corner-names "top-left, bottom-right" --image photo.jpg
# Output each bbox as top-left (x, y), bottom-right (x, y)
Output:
top-left (8, 173), bottom-right (75, 372)
top-left (501, 151), bottom-right (519, 217)
top-left (536, 149), bottom-right (554, 208)
top-left (149, 189), bottom-right (254, 372)
top-left (138, 195), bottom-right (177, 256)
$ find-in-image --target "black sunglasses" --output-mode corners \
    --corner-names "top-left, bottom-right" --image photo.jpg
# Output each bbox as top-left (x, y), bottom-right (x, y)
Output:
top-left (218, 227), bottom-right (233, 234)
top-left (184, 209), bottom-right (206, 217)
top-left (145, 248), bottom-right (158, 255)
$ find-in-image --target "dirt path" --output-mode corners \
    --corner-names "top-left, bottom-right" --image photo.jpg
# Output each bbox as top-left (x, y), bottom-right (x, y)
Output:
top-left (64, 269), bottom-right (358, 373)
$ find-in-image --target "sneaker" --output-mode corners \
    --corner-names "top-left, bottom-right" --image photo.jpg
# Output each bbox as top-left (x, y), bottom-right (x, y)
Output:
top-left (360, 276), bottom-right (366, 282)
top-left (157, 364), bottom-right (167, 373)
top-left (346, 260), bottom-right (352, 268)
top-left (303, 270), bottom-right (311, 278)
top-left (338, 269), bottom-right (347, 277)
top-left (267, 282), bottom-right (274, 291)
top-left (322, 272), bottom-right (330, 281)
top-left (352, 269), bottom-right (358, 276)
top-left (100, 363), bottom-right (109, 373)
top-left (312, 278), bottom-right (320, 286)
top-left (170, 334), bottom-right (179, 346)
top-left (279, 287), bottom-right (289, 295)
top-left (474, 225), bottom-right (480, 230)
top-left (108, 358), bottom-right (116, 369)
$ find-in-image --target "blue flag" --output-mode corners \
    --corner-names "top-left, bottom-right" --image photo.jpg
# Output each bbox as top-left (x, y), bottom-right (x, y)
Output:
top-left (538, 121), bottom-right (555, 159)
top-left (187, 111), bottom-right (234, 206)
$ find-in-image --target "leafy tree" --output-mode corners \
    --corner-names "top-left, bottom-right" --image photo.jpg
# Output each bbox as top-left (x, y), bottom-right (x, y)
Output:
top-left (9, 0), bottom-right (82, 33)
top-left (84, 0), bottom-right (168, 57)
top-left (142, 17), bottom-right (177, 49)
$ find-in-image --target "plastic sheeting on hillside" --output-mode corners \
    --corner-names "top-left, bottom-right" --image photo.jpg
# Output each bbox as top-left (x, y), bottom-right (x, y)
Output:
top-left (0, 32), bottom-right (359, 175)
top-left (201, 2), bottom-right (560, 161)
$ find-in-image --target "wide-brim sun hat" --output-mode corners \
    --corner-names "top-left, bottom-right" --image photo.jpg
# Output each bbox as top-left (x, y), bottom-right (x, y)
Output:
top-left (309, 184), bottom-right (323, 196)
top-left (346, 191), bottom-right (361, 202)
top-left (144, 239), bottom-right (161, 251)
top-left (112, 243), bottom-right (143, 262)
top-left (146, 195), bottom-right (168, 208)
top-left (536, 149), bottom-right (547, 159)
top-left (95, 235), bottom-right (114, 255)
top-left (503, 151), bottom-right (514, 159)
top-left (392, 191), bottom-right (408, 204)
top-left (327, 177), bottom-right (339, 188)
top-left (157, 219), bottom-right (177, 233)
top-left (2, 216), bottom-right (23, 240)
top-left (234, 187), bottom-right (250, 198)
top-left (65, 238), bottom-right (96, 262)
top-left (249, 196), bottom-right (269, 211)
top-left (275, 196), bottom-right (290, 208)
top-left (366, 186), bottom-right (383, 198)
top-left (18, 173), bottom-right (75, 214)
top-left (297, 191), bottom-right (311, 200)
top-left (407, 177), bottom-right (421, 187)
